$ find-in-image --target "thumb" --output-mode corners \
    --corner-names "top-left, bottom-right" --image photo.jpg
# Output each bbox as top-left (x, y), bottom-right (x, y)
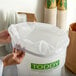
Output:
top-left (13, 49), bottom-right (18, 59)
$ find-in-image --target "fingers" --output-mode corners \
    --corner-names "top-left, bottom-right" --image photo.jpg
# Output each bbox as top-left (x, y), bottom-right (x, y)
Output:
top-left (13, 48), bottom-right (25, 64)
top-left (8, 36), bottom-right (11, 40)
top-left (13, 49), bottom-right (21, 57)
top-left (6, 36), bottom-right (11, 43)
top-left (0, 30), bottom-right (9, 37)
top-left (18, 51), bottom-right (25, 58)
top-left (12, 44), bottom-right (25, 64)
top-left (3, 30), bottom-right (9, 36)
top-left (0, 29), bottom-right (11, 44)
top-left (13, 48), bottom-right (25, 55)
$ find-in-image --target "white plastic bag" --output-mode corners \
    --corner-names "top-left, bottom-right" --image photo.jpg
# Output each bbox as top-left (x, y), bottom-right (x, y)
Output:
top-left (8, 22), bottom-right (69, 76)
top-left (8, 22), bottom-right (69, 57)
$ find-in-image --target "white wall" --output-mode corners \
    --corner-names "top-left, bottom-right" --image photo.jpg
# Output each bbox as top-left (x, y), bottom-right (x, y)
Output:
top-left (67, 0), bottom-right (76, 26)
top-left (0, 0), bottom-right (76, 24)
top-left (0, 0), bottom-right (45, 22)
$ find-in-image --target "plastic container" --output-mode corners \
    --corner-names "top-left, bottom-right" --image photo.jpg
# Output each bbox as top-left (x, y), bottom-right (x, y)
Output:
top-left (17, 48), bottom-right (66, 76)
top-left (8, 22), bottom-right (69, 76)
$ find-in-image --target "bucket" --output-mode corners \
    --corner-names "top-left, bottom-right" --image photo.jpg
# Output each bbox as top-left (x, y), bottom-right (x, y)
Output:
top-left (17, 48), bottom-right (67, 76)
top-left (8, 22), bottom-right (69, 76)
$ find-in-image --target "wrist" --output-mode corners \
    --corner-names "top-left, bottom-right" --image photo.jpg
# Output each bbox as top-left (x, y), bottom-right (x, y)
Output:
top-left (2, 54), bottom-right (14, 67)
top-left (2, 59), bottom-right (7, 67)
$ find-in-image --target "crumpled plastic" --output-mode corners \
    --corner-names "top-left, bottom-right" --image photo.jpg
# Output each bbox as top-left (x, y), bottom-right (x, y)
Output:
top-left (8, 22), bottom-right (69, 57)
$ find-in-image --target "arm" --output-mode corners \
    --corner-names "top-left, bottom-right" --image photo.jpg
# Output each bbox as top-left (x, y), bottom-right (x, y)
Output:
top-left (0, 49), bottom-right (25, 76)
top-left (0, 30), bottom-right (11, 76)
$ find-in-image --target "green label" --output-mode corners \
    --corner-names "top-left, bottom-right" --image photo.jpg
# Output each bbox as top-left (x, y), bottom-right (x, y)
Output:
top-left (47, 0), bottom-right (52, 8)
top-left (47, 0), bottom-right (55, 8)
top-left (31, 60), bottom-right (60, 70)
top-left (64, 0), bottom-right (67, 10)
top-left (60, 0), bottom-right (63, 7)
top-left (60, 0), bottom-right (67, 10)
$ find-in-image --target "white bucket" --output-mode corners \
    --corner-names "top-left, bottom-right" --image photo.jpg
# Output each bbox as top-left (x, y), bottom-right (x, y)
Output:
top-left (8, 22), bottom-right (69, 76)
top-left (17, 48), bottom-right (66, 76)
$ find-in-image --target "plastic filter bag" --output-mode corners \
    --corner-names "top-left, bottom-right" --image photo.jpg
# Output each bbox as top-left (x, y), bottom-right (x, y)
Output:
top-left (8, 22), bottom-right (69, 57)
top-left (8, 22), bottom-right (69, 76)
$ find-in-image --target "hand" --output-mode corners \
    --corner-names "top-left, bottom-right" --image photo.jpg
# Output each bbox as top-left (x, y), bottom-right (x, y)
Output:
top-left (2, 49), bottom-right (25, 67)
top-left (0, 30), bottom-right (11, 44)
